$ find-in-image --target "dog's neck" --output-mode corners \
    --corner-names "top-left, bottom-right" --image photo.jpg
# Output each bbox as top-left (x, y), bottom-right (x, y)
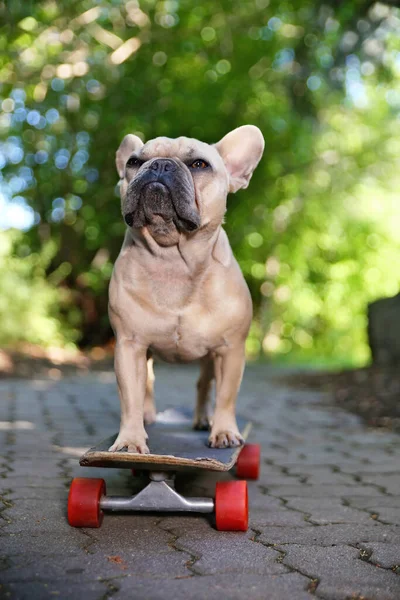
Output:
top-left (123, 225), bottom-right (225, 273)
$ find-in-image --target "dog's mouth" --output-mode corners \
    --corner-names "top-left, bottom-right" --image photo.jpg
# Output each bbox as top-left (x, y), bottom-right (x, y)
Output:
top-left (123, 160), bottom-right (201, 234)
top-left (124, 182), bottom-right (173, 227)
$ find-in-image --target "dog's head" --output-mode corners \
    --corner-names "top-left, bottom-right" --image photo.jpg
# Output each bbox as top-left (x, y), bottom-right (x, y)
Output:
top-left (116, 125), bottom-right (264, 246)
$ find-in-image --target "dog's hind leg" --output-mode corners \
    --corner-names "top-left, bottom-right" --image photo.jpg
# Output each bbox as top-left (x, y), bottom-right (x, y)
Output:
top-left (193, 354), bottom-right (214, 430)
top-left (144, 355), bottom-right (156, 424)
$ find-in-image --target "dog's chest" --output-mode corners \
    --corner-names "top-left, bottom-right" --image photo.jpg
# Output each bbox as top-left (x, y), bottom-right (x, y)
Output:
top-left (116, 251), bottom-right (234, 361)
top-left (145, 271), bottom-right (225, 359)
top-left (144, 264), bottom-right (195, 310)
top-left (151, 306), bottom-right (225, 362)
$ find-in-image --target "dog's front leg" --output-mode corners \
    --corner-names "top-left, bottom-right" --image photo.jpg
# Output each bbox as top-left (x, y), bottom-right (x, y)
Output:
top-left (208, 346), bottom-right (245, 448)
top-left (109, 338), bottom-right (149, 453)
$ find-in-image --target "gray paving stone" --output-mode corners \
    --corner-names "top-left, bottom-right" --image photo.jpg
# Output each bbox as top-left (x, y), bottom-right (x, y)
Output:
top-left (359, 474), bottom-right (400, 495)
top-left (259, 523), bottom-right (399, 546)
top-left (267, 483), bottom-right (383, 498)
top-left (282, 544), bottom-right (400, 600)
top-left (1, 551), bottom-right (184, 583)
top-left (257, 472), bottom-right (306, 485)
top-left (358, 542), bottom-right (400, 568)
top-left (1, 476), bottom-right (67, 488)
top-left (1, 529), bottom-right (91, 556)
top-left (9, 447), bottom-right (63, 459)
top-left (249, 488), bottom-right (283, 508)
top-left (283, 466), bottom-right (355, 485)
top-left (1, 498), bottom-right (69, 533)
top-left (158, 514), bottom-right (220, 534)
top-left (270, 452), bottom-right (366, 468)
top-left (250, 507), bottom-right (312, 527)
top-left (173, 530), bottom-right (288, 576)
top-left (345, 495), bottom-right (400, 509)
top-left (374, 507), bottom-right (400, 525)
top-left (5, 460), bottom-right (62, 478)
top-left (5, 487), bottom-right (68, 501)
top-left (83, 515), bottom-right (180, 555)
top-left (115, 572), bottom-right (313, 600)
top-left (285, 497), bottom-right (373, 525)
top-left (343, 438), bottom-right (400, 451)
top-left (249, 486), bottom-right (306, 513)
top-left (339, 462), bottom-right (400, 474)
top-left (0, 580), bottom-right (106, 600)
top-left (11, 548), bottom-right (190, 580)
top-left (304, 506), bottom-right (373, 526)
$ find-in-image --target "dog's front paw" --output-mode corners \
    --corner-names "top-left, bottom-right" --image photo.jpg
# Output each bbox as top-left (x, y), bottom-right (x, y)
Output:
top-left (208, 428), bottom-right (244, 448)
top-left (109, 429), bottom-right (149, 454)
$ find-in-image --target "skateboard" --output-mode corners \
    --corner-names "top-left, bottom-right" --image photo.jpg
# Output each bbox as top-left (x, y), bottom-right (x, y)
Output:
top-left (67, 407), bottom-right (260, 531)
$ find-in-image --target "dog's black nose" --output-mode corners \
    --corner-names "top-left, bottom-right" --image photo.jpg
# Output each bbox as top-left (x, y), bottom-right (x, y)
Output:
top-left (149, 159), bottom-right (177, 175)
top-left (124, 213), bottom-right (134, 227)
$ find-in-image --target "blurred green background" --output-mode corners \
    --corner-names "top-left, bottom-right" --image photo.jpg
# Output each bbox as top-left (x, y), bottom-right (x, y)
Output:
top-left (1, 0), bottom-right (400, 366)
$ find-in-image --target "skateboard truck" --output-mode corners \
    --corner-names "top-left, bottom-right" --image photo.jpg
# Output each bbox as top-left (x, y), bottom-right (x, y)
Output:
top-left (100, 471), bottom-right (214, 514)
top-left (68, 443), bottom-right (260, 531)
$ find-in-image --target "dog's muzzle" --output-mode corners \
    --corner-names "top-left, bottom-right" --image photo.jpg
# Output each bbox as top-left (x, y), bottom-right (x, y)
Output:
top-left (123, 158), bottom-right (200, 233)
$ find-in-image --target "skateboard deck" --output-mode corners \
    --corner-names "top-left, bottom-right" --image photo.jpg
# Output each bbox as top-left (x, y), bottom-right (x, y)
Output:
top-left (80, 407), bottom-right (252, 472)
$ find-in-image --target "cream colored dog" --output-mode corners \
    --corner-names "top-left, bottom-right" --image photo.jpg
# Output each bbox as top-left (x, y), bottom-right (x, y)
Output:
top-left (108, 125), bottom-right (264, 453)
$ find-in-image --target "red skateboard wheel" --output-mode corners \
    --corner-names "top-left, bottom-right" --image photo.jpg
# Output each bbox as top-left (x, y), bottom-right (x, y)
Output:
top-left (236, 444), bottom-right (261, 480)
top-left (68, 478), bottom-right (106, 528)
top-left (215, 480), bottom-right (248, 531)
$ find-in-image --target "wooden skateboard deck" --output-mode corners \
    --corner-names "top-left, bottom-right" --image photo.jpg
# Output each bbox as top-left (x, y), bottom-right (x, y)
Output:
top-left (80, 407), bottom-right (252, 472)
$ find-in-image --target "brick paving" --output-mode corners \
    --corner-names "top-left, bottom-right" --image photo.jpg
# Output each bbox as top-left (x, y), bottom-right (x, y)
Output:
top-left (0, 364), bottom-right (399, 599)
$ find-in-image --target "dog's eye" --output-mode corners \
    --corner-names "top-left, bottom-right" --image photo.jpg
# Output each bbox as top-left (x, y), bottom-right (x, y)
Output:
top-left (190, 159), bottom-right (209, 169)
top-left (126, 157), bottom-right (141, 168)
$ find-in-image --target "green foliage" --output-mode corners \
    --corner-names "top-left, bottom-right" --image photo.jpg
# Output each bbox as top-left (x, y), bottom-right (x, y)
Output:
top-left (0, 230), bottom-right (78, 347)
top-left (0, 0), bottom-right (400, 363)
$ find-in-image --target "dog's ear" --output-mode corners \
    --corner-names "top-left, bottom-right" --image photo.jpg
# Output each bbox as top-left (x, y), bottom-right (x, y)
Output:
top-left (116, 134), bottom-right (144, 178)
top-left (215, 125), bottom-right (264, 193)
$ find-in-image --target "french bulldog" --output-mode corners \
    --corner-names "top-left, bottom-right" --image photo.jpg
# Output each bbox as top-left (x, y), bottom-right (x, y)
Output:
top-left (108, 125), bottom-right (264, 453)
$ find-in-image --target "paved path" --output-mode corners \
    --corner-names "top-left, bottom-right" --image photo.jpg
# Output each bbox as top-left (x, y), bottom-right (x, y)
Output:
top-left (0, 364), bottom-right (399, 599)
